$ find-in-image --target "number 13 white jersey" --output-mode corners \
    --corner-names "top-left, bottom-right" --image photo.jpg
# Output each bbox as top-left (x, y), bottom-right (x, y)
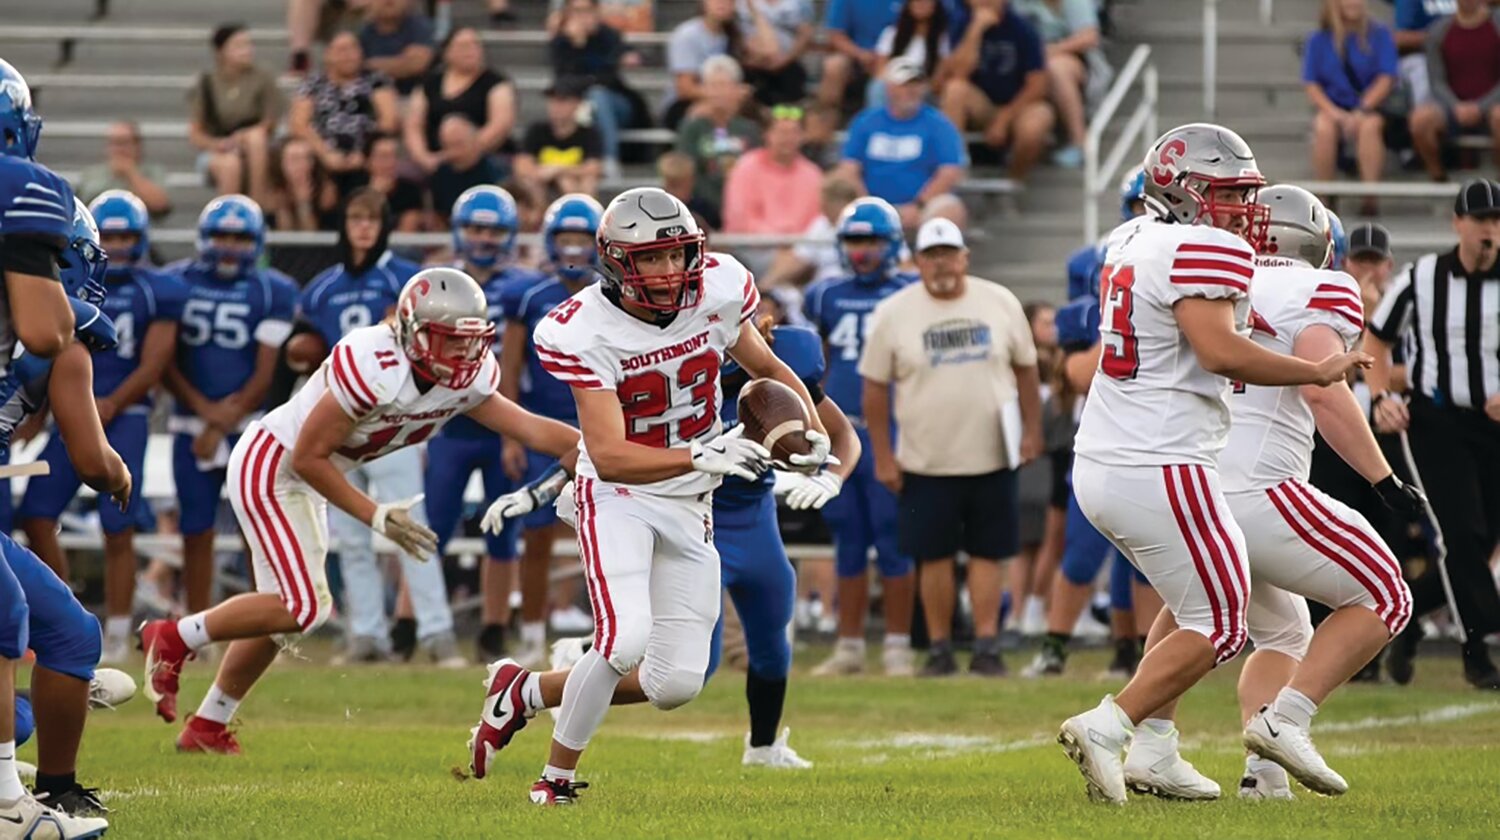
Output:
top-left (532, 252), bottom-right (760, 498)
top-left (1074, 217), bottom-right (1256, 467)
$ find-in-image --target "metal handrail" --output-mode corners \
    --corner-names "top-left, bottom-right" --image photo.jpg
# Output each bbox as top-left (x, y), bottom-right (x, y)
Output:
top-left (1203, 0), bottom-right (1217, 119)
top-left (1083, 44), bottom-right (1157, 244)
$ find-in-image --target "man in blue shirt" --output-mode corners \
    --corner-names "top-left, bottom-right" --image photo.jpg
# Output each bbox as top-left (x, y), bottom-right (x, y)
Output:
top-left (817, 0), bottom-right (904, 111)
top-left (836, 57), bottom-right (969, 230)
top-left (940, 0), bottom-right (1052, 183)
top-left (359, 0), bottom-right (435, 95)
top-left (802, 197), bottom-right (918, 677)
top-left (18, 191), bottom-right (185, 665)
top-left (164, 195), bottom-right (298, 615)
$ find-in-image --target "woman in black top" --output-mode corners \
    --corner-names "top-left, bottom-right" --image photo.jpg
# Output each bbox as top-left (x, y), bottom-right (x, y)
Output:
top-left (403, 26), bottom-right (518, 175)
top-left (289, 31), bottom-right (399, 197)
top-left (551, 0), bottom-right (647, 169)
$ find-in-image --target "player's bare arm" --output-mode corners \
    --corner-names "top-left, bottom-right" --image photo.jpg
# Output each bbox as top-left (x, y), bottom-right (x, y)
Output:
top-left (48, 341), bottom-right (130, 509)
top-left (1064, 343), bottom-right (1101, 395)
top-left (498, 318), bottom-right (530, 479)
top-left (97, 318), bottom-right (177, 425)
top-left (1175, 297), bottom-right (1370, 387)
top-left (3, 238), bottom-right (75, 356)
top-left (290, 390), bottom-right (381, 526)
top-left (1295, 325), bottom-right (1396, 483)
top-left (213, 342), bottom-right (281, 430)
top-left (467, 391), bottom-right (581, 471)
top-left (814, 395), bottom-right (859, 482)
top-left (573, 386), bottom-right (696, 483)
top-left (727, 319), bottom-right (829, 437)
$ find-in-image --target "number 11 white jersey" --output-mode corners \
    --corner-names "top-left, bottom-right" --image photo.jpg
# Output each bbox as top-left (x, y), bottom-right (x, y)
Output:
top-left (1074, 217), bottom-right (1257, 467)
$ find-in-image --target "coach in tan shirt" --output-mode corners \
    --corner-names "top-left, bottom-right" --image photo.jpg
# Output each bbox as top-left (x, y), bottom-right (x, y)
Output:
top-left (859, 218), bottom-right (1042, 677)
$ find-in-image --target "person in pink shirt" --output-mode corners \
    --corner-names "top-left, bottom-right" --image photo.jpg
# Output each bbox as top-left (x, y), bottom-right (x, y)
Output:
top-left (722, 105), bottom-right (825, 235)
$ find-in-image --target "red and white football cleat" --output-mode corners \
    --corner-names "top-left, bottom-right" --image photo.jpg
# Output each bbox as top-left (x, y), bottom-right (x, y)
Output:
top-left (176, 716), bottom-right (242, 755)
top-left (529, 777), bottom-right (588, 806)
top-left (138, 619), bottom-right (194, 723)
top-left (467, 658), bottom-right (534, 779)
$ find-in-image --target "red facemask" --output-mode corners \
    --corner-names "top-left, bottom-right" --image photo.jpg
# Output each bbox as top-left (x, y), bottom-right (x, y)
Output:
top-left (1188, 176), bottom-right (1271, 252)
top-left (408, 319), bottom-right (495, 389)
top-left (603, 231), bottom-right (707, 313)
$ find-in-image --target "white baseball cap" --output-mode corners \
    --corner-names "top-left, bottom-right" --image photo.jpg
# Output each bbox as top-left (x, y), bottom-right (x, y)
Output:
top-left (915, 217), bottom-right (966, 252)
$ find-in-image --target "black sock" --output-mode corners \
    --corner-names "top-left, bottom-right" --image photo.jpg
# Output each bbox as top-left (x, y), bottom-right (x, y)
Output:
top-left (1043, 632), bottom-right (1071, 658)
top-left (929, 639), bottom-right (953, 656)
top-left (1462, 639), bottom-right (1495, 672)
top-left (35, 772), bottom-right (75, 796)
top-left (745, 669), bottom-right (787, 749)
top-left (1113, 637), bottom-right (1139, 668)
top-left (974, 635), bottom-right (1001, 656)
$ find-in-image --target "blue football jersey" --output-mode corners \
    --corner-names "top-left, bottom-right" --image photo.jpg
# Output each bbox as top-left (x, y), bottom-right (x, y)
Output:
top-left (169, 260), bottom-right (298, 412)
top-left (0, 156), bottom-right (76, 376)
top-left (298, 252), bottom-right (419, 347)
top-left (802, 272), bottom-right (914, 420)
top-left (1055, 295), bottom-right (1101, 353)
top-left (441, 264), bottom-right (545, 439)
top-left (95, 267), bottom-right (188, 407)
top-left (1066, 242), bottom-right (1105, 302)
top-left (716, 325), bottom-right (827, 509)
top-left (500, 274), bottom-right (583, 423)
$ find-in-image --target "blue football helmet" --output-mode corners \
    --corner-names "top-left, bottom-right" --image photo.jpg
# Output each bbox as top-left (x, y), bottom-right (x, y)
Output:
top-left (1120, 167), bottom-right (1147, 223)
top-left (61, 198), bottom-right (108, 307)
top-left (543, 193), bottom-right (603, 283)
top-left (452, 185), bottom-right (518, 269)
top-left (196, 194), bottom-right (265, 277)
top-left (89, 189), bottom-right (151, 266)
top-left (0, 59), bottom-right (42, 161)
top-left (1326, 209), bottom-right (1347, 271)
top-left (836, 197), bottom-right (903, 284)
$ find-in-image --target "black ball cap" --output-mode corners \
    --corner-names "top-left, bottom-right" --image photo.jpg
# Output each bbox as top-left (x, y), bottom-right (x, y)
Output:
top-left (1454, 179), bottom-right (1500, 218)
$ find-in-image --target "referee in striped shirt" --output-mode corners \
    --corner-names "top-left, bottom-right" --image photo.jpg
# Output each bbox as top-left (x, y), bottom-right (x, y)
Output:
top-left (1365, 179), bottom-right (1500, 690)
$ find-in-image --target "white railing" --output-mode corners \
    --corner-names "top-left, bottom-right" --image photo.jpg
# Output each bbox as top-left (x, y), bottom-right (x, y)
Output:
top-left (1203, 0), bottom-right (1217, 119)
top-left (1084, 44), bottom-right (1157, 244)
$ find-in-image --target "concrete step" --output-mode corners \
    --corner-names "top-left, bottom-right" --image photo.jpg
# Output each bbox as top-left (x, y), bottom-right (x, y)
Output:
top-left (97, 0), bottom-right (284, 26)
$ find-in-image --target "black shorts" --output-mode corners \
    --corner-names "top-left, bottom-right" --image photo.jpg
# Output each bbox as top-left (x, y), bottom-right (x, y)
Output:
top-left (1049, 448), bottom-right (1073, 510)
top-left (898, 469), bottom-right (1020, 562)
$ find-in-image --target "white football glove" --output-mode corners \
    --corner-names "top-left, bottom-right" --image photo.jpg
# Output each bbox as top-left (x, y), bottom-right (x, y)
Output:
top-left (556, 480), bottom-right (578, 529)
top-left (371, 494), bottom-right (438, 560)
top-left (690, 425), bottom-right (770, 482)
top-left (481, 489), bottom-right (535, 535)
top-left (787, 428), bottom-right (838, 471)
top-left (785, 470), bottom-right (843, 510)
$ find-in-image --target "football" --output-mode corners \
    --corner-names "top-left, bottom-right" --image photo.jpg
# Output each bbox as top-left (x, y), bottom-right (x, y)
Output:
top-left (285, 332), bottom-right (330, 374)
top-left (736, 379), bottom-right (815, 473)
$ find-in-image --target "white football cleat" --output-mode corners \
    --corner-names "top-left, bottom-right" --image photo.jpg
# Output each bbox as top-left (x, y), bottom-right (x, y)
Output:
top-left (1239, 761), bottom-right (1295, 801)
top-left (1057, 695), bottom-right (1132, 805)
top-left (511, 637), bottom-right (547, 671)
top-left (742, 728), bottom-right (813, 769)
top-left (811, 642), bottom-right (864, 677)
top-left (88, 667), bottom-right (137, 711)
top-left (1243, 706), bottom-right (1348, 796)
top-left (1123, 724), bottom-right (1221, 800)
top-left (0, 792), bottom-right (108, 839)
top-left (881, 645), bottom-right (915, 677)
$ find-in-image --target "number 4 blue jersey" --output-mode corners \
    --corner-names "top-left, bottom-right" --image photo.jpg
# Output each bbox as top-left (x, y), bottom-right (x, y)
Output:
top-left (168, 260), bottom-right (298, 413)
top-left (500, 274), bottom-right (582, 424)
top-left (441, 264), bottom-right (545, 440)
top-left (298, 251), bottom-right (420, 347)
top-left (716, 325), bottom-right (826, 509)
top-left (95, 267), bottom-right (187, 407)
top-left (802, 272), bottom-right (914, 421)
top-left (0, 156), bottom-right (76, 377)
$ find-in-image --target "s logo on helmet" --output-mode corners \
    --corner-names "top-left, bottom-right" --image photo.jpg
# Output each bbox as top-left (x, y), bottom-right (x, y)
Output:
top-left (1150, 139), bottom-right (1188, 187)
top-left (417, 278), bottom-right (431, 297)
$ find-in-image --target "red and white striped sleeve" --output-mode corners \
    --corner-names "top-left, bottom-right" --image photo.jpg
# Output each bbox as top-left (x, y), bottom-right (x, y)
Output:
top-left (1164, 231), bottom-right (1255, 302)
top-left (533, 313), bottom-right (613, 391)
top-left (740, 267), bottom-right (761, 325)
top-left (327, 341), bottom-right (389, 419)
top-left (1302, 271), bottom-right (1365, 347)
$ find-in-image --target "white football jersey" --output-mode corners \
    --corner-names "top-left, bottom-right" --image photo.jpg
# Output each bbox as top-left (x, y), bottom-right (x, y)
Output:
top-left (1074, 218), bottom-right (1256, 467)
top-left (260, 324), bottom-right (499, 472)
top-left (532, 251), bottom-right (759, 497)
top-left (1220, 258), bottom-right (1365, 491)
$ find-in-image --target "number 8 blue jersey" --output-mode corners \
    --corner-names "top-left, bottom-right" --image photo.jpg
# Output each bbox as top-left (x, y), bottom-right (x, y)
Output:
top-left (167, 259), bottom-right (298, 412)
top-left (298, 251), bottom-right (419, 348)
top-left (802, 271), bottom-right (914, 421)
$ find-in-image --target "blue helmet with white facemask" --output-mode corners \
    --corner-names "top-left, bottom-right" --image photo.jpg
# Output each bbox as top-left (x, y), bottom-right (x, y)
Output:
top-left (196, 194), bottom-right (265, 278)
top-left (1326, 209), bottom-right (1347, 270)
top-left (0, 59), bottom-right (42, 160)
top-left (1120, 167), bottom-right (1147, 222)
top-left (836, 197), bottom-right (903, 284)
top-left (89, 189), bottom-right (151, 267)
top-left (451, 185), bottom-right (519, 269)
top-left (62, 198), bottom-right (108, 306)
top-left (543, 193), bottom-right (604, 283)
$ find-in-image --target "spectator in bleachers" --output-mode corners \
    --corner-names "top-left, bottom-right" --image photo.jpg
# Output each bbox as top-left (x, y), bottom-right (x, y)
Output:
top-left (287, 0), bottom-right (322, 76)
top-left (869, 0), bottom-right (951, 108)
top-left (941, 0), bottom-right (1052, 185)
top-left (664, 0), bottom-right (739, 128)
top-left (676, 56), bottom-right (763, 227)
top-left (658, 150), bottom-right (721, 229)
top-left (801, 100), bottom-right (845, 168)
top-left (75, 121), bottom-right (173, 217)
top-left (551, 0), bottom-right (646, 175)
top-left (764, 173), bottom-right (867, 287)
top-left (428, 115), bottom-right (505, 223)
top-left (1394, 0), bottom-right (1455, 107)
top-left (548, 0), bottom-right (657, 32)
top-left (737, 0), bottom-right (817, 106)
top-left (490, 0), bottom-right (517, 25)
top-left (1304, 0), bottom-right (1397, 214)
top-left (266, 136), bottom-right (340, 231)
top-left (819, 0), bottom-right (904, 113)
top-left (723, 105), bottom-right (823, 236)
top-left (290, 31), bottom-right (400, 197)
top-left (360, 0), bottom-right (436, 95)
top-left (404, 27), bottom-right (518, 175)
top-left (366, 133), bottom-right (426, 231)
top-left (837, 57), bottom-right (968, 229)
top-left (1010, 0), bottom-right (1108, 169)
top-left (188, 23), bottom-right (282, 209)
top-left (1409, 0), bottom-right (1500, 181)
top-left (514, 77), bottom-right (604, 200)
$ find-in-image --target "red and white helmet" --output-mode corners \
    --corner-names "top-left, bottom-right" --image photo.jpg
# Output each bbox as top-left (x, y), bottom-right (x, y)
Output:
top-left (1142, 123), bottom-right (1269, 250)
top-left (393, 267), bottom-right (494, 389)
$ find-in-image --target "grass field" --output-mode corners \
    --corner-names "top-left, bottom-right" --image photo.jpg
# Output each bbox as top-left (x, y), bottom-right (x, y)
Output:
top-left (27, 646), bottom-right (1500, 839)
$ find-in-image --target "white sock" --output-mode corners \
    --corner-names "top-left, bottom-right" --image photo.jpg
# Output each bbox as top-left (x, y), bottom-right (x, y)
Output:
top-left (105, 616), bottom-right (132, 644)
top-left (521, 673), bottom-right (543, 714)
top-left (177, 613), bottom-right (212, 650)
top-left (837, 637), bottom-right (866, 653)
top-left (195, 684), bottom-right (241, 725)
top-left (0, 741), bottom-right (23, 803)
top-left (552, 649), bottom-right (623, 751)
top-left (542, 763), bottom-right (575, 783)
top-left (1272, 687), bottom-right (1318, 729)
top-left (1247, 753), bottom-right (1287, 780)
top-left (1139, 717), bottom-right (1175, 737)
top-left (883, 634), bottom-right (910, 650)
top-left (522, 622), bottom-right (546, 646)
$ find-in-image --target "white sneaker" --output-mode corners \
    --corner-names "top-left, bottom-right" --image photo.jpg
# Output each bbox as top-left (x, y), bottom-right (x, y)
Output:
top-left (1239, 761), bottom-right (1295, 800)
top-left (815, 615), bottom-right (837, 636)
top-left (811, 642), bottom-right (865, 676)
top-left (88, 667), bottom-right (137, 711)
top-left (1057, 695), bottom-right (1132, 805)
top-left (512, 638), bottom-right (547, 671)
top-left (98, 634), bottom-right (131, 666)
top-left (881, 645), bottom-right (915, 677)
top-left (0, 792), bottom-right (108, 839)
top-left (547, 637), bottom-right (591, 721)
top-left (549, 606), bottom-right (594, 634)
top-left (1072, 609), bottom-right (1111, 640)
top-left (742, 728), bottom-right (813, 769)
top-left (1123, 724), bottom-right (1221, 800)
top-left (1020, 596), bottom-right (1047, 637)
top-left (793, 599), bottom-right (815, 631)
top-left (1243, 706), bottom-right (1348, 796)
top-left (421, 633), bottom-right (468, 669)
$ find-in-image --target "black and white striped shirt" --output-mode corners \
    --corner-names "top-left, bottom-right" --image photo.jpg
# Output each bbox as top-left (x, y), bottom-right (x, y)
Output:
top-left (1369, 248), bottom-right (1500, 410)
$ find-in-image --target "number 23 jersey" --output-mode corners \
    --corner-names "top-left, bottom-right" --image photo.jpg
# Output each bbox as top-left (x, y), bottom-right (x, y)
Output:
top-left (1073, 217), bottom-right (1256, 468)
top-left (532, 251), bottom-right (760, 497)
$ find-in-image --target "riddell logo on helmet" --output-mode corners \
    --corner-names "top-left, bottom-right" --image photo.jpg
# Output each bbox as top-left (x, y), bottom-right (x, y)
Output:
top-left (658, 225), bottom-right (686, 238)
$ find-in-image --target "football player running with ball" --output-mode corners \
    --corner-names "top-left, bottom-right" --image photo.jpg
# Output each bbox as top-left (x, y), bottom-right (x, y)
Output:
top-left (138, 268), bottom-right (580, 755)
top-left (464, 187), bottom-right (836, 805)
top-left (1057, 124), bottom-right (1371, 804)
